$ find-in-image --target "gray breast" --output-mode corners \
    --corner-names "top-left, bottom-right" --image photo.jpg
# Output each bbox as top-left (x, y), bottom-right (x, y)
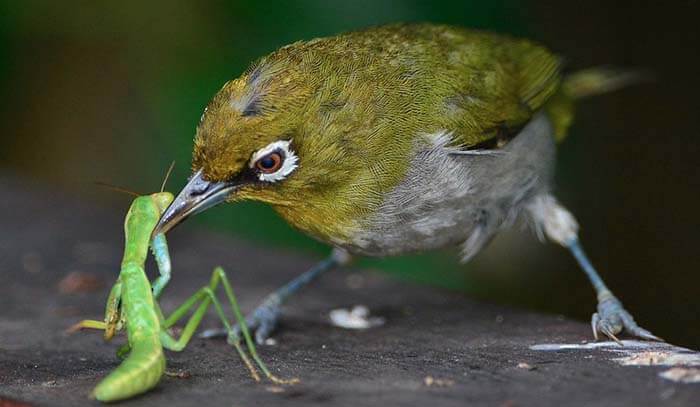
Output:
top-left (345, 113), bottom-right (556, 259)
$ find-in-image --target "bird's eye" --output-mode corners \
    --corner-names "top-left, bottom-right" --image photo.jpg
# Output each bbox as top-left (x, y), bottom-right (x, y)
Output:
top-left (255, 152), bottom-right (283, 174)
top-left (249, 140), bottom-right (298, 183)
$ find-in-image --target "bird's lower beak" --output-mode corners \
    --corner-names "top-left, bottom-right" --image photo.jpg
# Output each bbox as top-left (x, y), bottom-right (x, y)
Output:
top-left (153, 169), bottom-right (239, 236)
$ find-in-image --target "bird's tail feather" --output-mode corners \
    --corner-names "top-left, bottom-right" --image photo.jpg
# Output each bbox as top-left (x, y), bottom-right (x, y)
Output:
top-left (562, 67), bottom-right (651, 99)
top-left (547, 67), bottom-right (649, 142)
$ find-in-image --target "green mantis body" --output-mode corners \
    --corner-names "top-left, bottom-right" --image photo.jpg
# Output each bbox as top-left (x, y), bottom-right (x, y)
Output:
top-left (90, 193), bottom-right (170, 401)
top-left (72, 192), bottom-right (294, 402)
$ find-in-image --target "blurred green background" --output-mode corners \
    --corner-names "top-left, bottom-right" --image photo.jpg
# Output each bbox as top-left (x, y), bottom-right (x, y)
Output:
top-left (1, 1), bottom-right (698, 347)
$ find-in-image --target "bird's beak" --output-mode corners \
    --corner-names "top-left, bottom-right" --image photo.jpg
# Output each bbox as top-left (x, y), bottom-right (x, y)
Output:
top-left (153, 169), bottom-right (239, 236)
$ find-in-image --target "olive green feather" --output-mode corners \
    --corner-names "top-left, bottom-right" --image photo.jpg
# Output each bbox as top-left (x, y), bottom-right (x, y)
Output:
top-left (190, 23), bottom-right (638, 243)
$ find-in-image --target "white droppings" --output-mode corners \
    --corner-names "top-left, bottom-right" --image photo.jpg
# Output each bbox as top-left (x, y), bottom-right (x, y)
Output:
top-left (614, 351), bottom-right (700, 366)
top-left (329, 305), bottom-right (385, 330)
top-left (530, 340), bottom-right (667, 351)
top-left (532, 340), bottom-right (700, 385)
top-left (659, 367), bottom-right (700, 383)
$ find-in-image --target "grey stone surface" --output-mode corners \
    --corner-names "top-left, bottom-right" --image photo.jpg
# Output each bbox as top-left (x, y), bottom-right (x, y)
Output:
top-left (1, 175), bottom-right (698, 406)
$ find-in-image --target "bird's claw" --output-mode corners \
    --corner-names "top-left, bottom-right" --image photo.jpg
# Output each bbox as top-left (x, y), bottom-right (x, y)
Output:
top-left (232, 300), bottom-right (281, 345)
top-left (591, 294), bottom-right (662, 344)
top-left (200, 297), bottom-right (281, 345)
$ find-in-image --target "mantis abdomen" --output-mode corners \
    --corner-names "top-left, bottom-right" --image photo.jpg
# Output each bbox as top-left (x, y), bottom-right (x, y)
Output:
top-left (93, 262), bottom-right (165, 402)
top-left (92, 337), bottom-right (165, 401)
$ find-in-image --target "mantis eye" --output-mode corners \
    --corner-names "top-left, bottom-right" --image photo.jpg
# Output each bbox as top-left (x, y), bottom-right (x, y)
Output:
top-left (250, 140), bottom-right (299, 182)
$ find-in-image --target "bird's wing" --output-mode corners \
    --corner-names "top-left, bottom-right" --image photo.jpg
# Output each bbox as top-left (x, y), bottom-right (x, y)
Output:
top-left (431, 28), bottom-right (563, 149)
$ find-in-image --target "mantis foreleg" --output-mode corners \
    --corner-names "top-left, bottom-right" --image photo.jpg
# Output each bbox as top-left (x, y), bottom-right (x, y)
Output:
top-left (67, 319), bottom-right (107, 332)
top-left (150, 233), bottom-right (171, 299)
top-left (104, 280), bottom-right (122, 340)
top-left (67, 281), bottom-right (121, 336)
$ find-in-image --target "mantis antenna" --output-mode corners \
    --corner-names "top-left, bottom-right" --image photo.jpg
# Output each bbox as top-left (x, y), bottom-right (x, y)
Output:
top-left (94, 181), bottom-right (141, 198)
top-left (160, 161), bottom-right (176, 193)
top-left (96, 161), bottom-right (175, 197)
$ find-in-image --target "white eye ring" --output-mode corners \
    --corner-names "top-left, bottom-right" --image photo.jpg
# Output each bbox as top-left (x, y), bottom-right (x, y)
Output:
top-left (250, 140), bottom-right (299, 182)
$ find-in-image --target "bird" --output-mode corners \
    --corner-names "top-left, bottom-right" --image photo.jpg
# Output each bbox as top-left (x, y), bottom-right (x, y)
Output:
top-left (153, 23), bottom-right (660, 345)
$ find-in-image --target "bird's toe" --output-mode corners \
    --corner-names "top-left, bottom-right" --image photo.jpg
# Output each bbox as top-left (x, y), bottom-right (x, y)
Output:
top-left (591, 295), bottom-right (661, 344)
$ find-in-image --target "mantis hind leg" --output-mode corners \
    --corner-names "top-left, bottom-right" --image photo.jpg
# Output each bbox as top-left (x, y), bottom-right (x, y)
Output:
top-left (207, 267), bottom-right (298, 384)
top-left (159, 267), bottom-right (297, 384)
top-left (158, 283), bottom-right (260, 382)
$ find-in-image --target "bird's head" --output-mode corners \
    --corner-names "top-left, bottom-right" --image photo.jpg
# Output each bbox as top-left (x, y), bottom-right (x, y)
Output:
top-left (153, 52), bottom-right (317, 233)
top-left (153, 44), bottom-right (394, 240)
top-left (153, 30), bottom-right (425, 243)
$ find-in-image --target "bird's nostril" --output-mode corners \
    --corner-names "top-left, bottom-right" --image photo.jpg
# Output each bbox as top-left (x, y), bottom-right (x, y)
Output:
top-left (191, 182), bottom-right (210, 196)
top-left (188, 175), bottom-right (213, 196)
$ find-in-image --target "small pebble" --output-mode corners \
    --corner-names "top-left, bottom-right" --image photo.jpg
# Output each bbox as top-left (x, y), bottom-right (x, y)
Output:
top-left (424, 375), bottom-right (454, 387)
top-left (517, 362), bottom-right (536, 371)
top-left (165, 370), bottom-right (192, 379)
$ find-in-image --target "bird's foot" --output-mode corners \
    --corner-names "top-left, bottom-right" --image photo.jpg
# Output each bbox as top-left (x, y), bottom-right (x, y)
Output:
top-left (591, 292), bottom-right (662, 344)
top-left (200, 295), bottom-right (281, 345)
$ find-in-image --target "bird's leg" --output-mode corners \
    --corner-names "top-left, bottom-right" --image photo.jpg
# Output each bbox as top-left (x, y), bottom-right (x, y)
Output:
top-left (200, 248), bottom-right (352, 344)
top-left (567, 239), bottom-right (661, 342)
top-left (527, 195), bottom-right (661, 343)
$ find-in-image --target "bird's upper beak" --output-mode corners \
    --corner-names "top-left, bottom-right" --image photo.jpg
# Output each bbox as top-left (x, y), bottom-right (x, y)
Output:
top-left (153, 169), bottom-right (239, 236)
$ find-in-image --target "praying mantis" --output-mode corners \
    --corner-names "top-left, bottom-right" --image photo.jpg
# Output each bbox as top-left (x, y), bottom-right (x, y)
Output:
top-left (70, 171), bottom-right (296, 402)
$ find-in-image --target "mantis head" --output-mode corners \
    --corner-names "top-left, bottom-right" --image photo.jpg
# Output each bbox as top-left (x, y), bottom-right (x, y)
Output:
top-left (150, 192), bottom-right (175, 217)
